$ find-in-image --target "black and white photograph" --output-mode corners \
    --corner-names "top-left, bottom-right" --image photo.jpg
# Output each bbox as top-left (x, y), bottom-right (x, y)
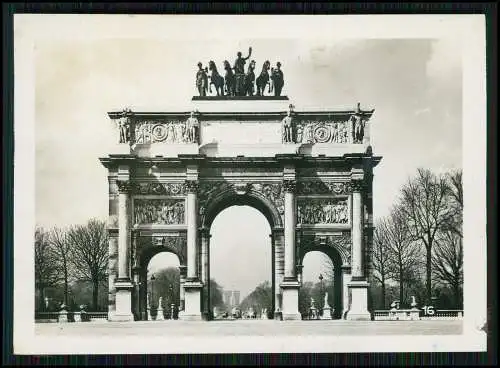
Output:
top-left (13, 14), bottom-right (487, 354)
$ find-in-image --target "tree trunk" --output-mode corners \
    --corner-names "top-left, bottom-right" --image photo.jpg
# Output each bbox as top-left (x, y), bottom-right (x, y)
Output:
top-left (381, 281), bottom-right (386, 309)
top-left (426, 247), bottom-right (432, 303)
top-left (92, 280), bottom-right (99, 310)
top-left (64, 266), bottom-right (69, 306)
top-left (399, 268), bottom-right (404, 306)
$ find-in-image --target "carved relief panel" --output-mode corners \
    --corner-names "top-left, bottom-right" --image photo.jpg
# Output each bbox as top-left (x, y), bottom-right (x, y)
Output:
top-left (297, 198), bottom-right (349, 225)
top-left (297, 181), bottom-right (352, 195)
top-left (134, 119), bottom-right (198, 144)
top-left (133, 199), bottom-right (185, 225)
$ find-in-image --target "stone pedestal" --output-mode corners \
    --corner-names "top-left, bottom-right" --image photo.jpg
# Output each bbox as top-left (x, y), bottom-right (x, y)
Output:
top-left (156, 307), bottom-right (164, 321)
top-left (109, 280), bottom-right (134, 322)
top-left (346, 280), bottom-right (371, 321)
top-left (178, 281), bottom-right (203, 321)
top-left (73, 312), bottom-right (81, 322)
top-left (280, 280), bottom-right (301, 320)
top-left (410, 308), bottom-right (420, 321)
top-left (58, 309), bottom-right (68, 323)
top-left (322, 307), bottom-right (333, 320)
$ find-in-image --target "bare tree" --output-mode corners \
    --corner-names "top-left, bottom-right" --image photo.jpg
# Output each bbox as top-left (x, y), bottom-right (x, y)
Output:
top-left (48, 226), bottom-right (73, 306)
top-left (66, 219), bottom-right (109, 310)
top-left (399, 168), bottom-right (453, 303)
top-left (372, 222), bottom-right (392, 308)
top-left (34, 227), bottom-right (60, 310)
top-left (432, 169), bottom-right (463, 308)
top-left (432, 229), bottom-right (463, 308)
top-left (444, 169), bottom-right (463, 237)
top-left (382, 205), bottom-right (423, 306)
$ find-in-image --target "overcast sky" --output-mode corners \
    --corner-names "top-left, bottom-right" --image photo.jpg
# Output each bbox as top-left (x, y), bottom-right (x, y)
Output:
top-left (32, 16), bottom-right (462, 299)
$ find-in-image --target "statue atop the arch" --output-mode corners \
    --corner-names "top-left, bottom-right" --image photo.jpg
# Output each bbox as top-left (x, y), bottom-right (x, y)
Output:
top-left (185, 110), bottom-right (200, 143)
top-left (282, 104), bottom-right (295, 143)
top-left (117, 108), bottom-right (132, 143)
top-left (233, 46), bottom-right (252, 75)
top-left (195, 62), bottom-right (209, 97)
top-left (271, 62), bottom-right (284, 96)
top-left (233, 46), bottom-right (252, 96)
top-left (350, 102), bottom-right (366, 144)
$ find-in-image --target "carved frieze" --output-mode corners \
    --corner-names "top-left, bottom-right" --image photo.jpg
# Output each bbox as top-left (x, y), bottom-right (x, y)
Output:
top-left (283, 179), bottom-right (296, 193)
top-left (297, 199), bottom-right (349, 224)
top-left (301, 233), bottom-right (351, 265)
top-left (297, 181), bottom-right (351, 195)
top-left (296, 120), bottom-right (352, 144)
top-left (135, 118), bottom-right (198, 144)
top-left (351, 179), bottom-right (365, 192)
top-left (184, 180), bottom-right (199, 194)
top-left (251, 182), bottom-right (284, 215)
top-left (130, 182), bottom-right (186, 196)
top-left (133, 199), bottom-right (185, 225)
top-left (116, 180), bottom-right (132, 193)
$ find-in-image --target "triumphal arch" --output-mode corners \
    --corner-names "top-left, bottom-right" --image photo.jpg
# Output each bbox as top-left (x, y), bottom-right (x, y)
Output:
top-left (100, 54), bottom-right (381, 322)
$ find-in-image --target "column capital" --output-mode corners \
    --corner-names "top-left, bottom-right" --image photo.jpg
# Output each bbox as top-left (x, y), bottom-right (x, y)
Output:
top-left (116, 180), bottom-right (132, 194)
top-left (283, 179), bottom-right (297, 193)
top-left (350, 179), bottom-right (365, 192)
top-left (184, 180), bottom-right (199, 194)
top-left (199, 227), bottom-right (211, 238)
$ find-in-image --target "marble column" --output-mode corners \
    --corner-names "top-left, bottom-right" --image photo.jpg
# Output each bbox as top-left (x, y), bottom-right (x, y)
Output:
top-left (346, 178), bottom-right (371, 320)
top-left (272, 231), bottom-right (284, 319)
top-left (280, 179), bottom-right (301, 320)
top-left (179, 265), bottom-right (187, 311)
top-left (341, 266), bottom-right (351, 319)
top-left (201, 229), bottom-right (211, 320)
top-left (110, 180), bottom-right (134, 321)
top-left (179, 180), bottom-right (203, 321)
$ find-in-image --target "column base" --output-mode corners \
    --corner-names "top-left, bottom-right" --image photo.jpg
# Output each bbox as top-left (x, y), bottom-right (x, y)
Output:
top-left (112, 280), bottom-right (134, 322)
top-left (179, 281), bottom-right (203, 321)
top-left (346, 280), bottom-right (371, 321)
top-left (280, 280), bottom-right (301, 321)
top-left (108, 311), bottom-right (135, 322)
top-left (322, 307), bottom-right (334, 320)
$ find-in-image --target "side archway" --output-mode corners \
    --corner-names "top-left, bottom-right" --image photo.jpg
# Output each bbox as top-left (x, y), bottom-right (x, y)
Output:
top-left (134, 237), bottom-right (186, 321)
top-left (298, 238), bottom-right (347, 319)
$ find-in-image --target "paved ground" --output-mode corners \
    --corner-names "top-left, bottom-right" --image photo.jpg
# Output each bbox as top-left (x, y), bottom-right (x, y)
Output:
top-left (36, 319), bottom-right (463, 336)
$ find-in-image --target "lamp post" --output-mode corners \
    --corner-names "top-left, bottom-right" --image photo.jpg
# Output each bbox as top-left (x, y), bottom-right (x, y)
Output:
top-left (168, 285), bottom-right (174, 319)
top-left (319, 273), bottom-right (324, 314)
top-left (151, 274), bottom-right (156, 311)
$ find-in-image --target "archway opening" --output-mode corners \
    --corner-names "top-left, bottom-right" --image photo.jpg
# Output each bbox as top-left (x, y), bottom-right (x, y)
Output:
top-left (209, 205), bottom-right (272, 320)
top-left (300, 250), bottom-right (342, 319)
top-left (143, 251), bottom-right (180, 320)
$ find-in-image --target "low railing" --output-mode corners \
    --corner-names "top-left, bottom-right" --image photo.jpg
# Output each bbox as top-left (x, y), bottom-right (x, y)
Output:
top-left (420, 309), bottom-right (464, 320)
top-left (34, 312), bottom-right (60, 323)
top-left (373, 309), bottom-right (464, 321)
top-left (35, 310), bottom-right (108, 323)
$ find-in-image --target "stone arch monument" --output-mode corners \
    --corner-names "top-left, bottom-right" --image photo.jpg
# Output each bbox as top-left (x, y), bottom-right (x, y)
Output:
top-left (100, 54), bottom-right (381, 322)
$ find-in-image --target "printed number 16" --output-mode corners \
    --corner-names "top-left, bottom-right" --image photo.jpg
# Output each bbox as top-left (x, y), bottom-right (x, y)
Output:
top-left (421, 305), bottom-right (435, 316)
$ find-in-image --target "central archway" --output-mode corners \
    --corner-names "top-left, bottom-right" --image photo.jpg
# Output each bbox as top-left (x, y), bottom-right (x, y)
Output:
top-left (199, 188), bottom-right (284, 320)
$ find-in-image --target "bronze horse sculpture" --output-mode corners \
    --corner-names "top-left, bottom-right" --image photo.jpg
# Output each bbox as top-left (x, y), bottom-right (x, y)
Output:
top-left (223, 60), bottom-right (236, 97)
top-left (208, 60), bottom-right (225, 96)
top-left (255, 60), bottom-right (271, 96)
